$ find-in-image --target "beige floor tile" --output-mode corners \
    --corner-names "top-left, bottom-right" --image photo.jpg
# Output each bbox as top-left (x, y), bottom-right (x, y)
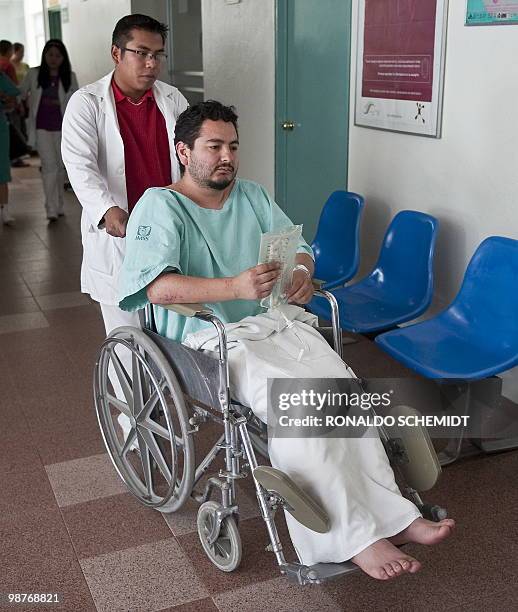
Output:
top-left (36, 291), bottom-right (93, 311)
top-left (45, 453), bottom-right (128, 507)
top-left (26, 277), bottom-right (81, 296)
top-left (0, 311), bottom-right (49, 335)
top-left (80, 538), bottom-right (209, 611)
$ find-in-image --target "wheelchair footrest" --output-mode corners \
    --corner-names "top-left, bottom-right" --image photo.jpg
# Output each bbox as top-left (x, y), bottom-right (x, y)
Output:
top-left (385, 405), bottom-right (442, 491)
top-left (282, 561), bottom-right (359, 585)
top-left (253, 466), bottom-right (330, 534)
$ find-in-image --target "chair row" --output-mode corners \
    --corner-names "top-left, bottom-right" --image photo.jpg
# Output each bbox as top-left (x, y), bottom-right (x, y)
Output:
top-left (308, 190), bottom-right (518, 381)
top-left (307, 191), bottom-right (518, 463)
top-left (309, 191), bottom-right (437, 334)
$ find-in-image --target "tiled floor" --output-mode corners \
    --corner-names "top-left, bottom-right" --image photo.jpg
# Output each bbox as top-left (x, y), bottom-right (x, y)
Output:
top-left (1, 162), bottom-right (517, 611)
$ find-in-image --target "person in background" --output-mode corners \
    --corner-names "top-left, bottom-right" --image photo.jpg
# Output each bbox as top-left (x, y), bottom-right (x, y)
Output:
top-left (0, 40), bottom-right (17, 84)
top-left (9, 43), bottom-right (31, 167)
top-left (0, 71), bottom-right (20, 225)
top-left (20, 39), bottom-right (78, 221)
top-left (11, 43), bottom-right (29, 84)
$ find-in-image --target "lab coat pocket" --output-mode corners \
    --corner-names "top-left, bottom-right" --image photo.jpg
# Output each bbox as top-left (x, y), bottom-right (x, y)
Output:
top-left (84, 226), bottom-right (115, 277)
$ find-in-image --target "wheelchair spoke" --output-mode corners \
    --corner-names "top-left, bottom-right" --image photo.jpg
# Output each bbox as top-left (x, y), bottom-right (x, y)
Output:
top-left (106, 393), bottom-right (132, 418)
top-left (120, 428), bottom-right (137, 456)
top-left (131, 352), bottom-right (145, 415)
top-left (110, 349), bottom-right (134, 411)
top-left (136, 378), bottom-right (166, 421)
top-left (139, 429), bottom-right (172, 482)
top-left (203, 515), bottom-right (230, 559)
top-left (214, 536), bottom-right (231, 559)
top-left (140, 417), bottom-right (185, 448)
top-left (137, 432), bottom-right (153, 497)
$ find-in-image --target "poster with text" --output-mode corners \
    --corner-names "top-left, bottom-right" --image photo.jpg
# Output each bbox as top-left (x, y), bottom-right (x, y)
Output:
top-left (355, 0), bottom-right (448, 137)
top-left (466, 0), bottom-right (518, 25)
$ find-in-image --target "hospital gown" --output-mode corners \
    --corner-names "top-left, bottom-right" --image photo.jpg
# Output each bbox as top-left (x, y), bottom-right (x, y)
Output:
top-left (118, 180), bottom-right (421, 565)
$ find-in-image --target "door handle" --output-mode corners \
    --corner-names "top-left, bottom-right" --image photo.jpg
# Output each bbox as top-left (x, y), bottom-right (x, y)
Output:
top-left (282, 120), bottom-right (295, 131)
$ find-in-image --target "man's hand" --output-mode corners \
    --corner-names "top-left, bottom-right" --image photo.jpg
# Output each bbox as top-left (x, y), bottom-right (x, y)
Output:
top-left (286, 268), bottom-right (314, 304)
top-left (232, 263), bottom-right (281, 300)
top-left (104, 206), bottom-right (129, 238)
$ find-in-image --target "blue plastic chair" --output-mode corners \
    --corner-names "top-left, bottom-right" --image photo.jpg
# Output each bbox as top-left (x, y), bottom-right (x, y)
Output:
top-left (309, 210), bottom-right (439, 333)
top-left (375, 236), bottom-right (518, 464)
top-left (375, 236), bottom-right (518, 379)
top-left (311, 191), bottom-right (364, 290)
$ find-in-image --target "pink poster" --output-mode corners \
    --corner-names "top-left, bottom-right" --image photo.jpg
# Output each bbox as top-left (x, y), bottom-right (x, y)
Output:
top-left (355, 0), bottom-right (447, 137)
top-left (362, 0), bottom-right (437, 102)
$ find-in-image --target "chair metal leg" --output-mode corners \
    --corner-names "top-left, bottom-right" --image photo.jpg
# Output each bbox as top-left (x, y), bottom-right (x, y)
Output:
top-left (438, 383), bottom-right (472, 466)
top-left (437, 435), bottom-right (467, 466)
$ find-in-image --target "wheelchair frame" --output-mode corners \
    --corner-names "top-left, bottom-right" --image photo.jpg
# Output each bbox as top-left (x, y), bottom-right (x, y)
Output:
top-left (94, 287), bottom-right (444, 585)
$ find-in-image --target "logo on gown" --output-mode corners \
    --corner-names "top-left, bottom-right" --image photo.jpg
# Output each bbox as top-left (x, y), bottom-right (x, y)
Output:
top-left (136, 226), bottom-right (151, 240)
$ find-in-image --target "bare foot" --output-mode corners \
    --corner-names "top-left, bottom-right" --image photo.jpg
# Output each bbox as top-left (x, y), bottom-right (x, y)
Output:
top-left (351, 539), bottom-right (422, 580)
top-left (389, 517), bottom-right (455, 547)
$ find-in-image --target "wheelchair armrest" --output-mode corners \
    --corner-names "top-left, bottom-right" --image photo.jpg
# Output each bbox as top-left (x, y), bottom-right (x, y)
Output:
top-left (163, 303), bottom-right (214, 318)
top-left (309, 281), bottom-right (343, 358)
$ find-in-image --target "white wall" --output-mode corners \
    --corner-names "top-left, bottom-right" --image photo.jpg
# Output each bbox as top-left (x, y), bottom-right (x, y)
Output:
top-left (0, 1), bottom-right (26, 51)
top-left (61, 0), bottom-right (131, 86)
top-left (201, 0), bottom-right (275, 194)
top-left (348, 0), bottom-right (518, 398)
top-left (0, 0), bottom-right (44, 68)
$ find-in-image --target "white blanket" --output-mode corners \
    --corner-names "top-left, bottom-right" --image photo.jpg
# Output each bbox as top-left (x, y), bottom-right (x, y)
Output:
top-left (184, 306), bottom-right (420, 565)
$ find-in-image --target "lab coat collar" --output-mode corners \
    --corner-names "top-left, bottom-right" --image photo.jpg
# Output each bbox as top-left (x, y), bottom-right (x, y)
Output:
top-left (83, 70), bottom-right (178, 105)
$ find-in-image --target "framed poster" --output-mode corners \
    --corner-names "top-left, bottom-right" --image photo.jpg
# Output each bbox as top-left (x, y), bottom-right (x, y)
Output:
top-left (466, 0), bottom-right (518, 25)
top-left (355, 0), bottom-right (448, 137)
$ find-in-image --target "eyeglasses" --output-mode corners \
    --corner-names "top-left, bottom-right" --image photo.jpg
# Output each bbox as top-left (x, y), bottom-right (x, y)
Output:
top-left (120, 47), bottom-right (168, 63)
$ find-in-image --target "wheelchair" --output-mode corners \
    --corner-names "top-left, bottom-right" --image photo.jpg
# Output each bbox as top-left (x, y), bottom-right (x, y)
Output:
top-left (93, 287), bottom-right (446, 585)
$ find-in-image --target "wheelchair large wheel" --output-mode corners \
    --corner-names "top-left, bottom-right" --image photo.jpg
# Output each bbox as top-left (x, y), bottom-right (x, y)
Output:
top-left (197, 501), bottom-right (242, 572)
top-left (94, 326), bottom-right (194, 513)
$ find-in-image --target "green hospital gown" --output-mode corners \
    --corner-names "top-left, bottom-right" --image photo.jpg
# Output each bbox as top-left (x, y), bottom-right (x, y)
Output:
top-left (118, 178), bottom-right (313, 341)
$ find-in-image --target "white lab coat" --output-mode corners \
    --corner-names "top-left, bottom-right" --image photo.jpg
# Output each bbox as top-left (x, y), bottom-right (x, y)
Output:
top-left (19, 67), bottom-right (79, 148)
top-left (61, 71), bottom-right (188, 305)
top-left (184, 306), bottom-right (421, 566)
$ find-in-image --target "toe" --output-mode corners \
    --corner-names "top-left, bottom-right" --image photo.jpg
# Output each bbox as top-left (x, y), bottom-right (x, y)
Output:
top-left (377, 567), bottom-right (390, 580)
top-left (408, 559), bottom-right (422, 574)
top-left (390, 561), bottom-right (404, 574)
top-left (384, 563), bottom-right (395, 577)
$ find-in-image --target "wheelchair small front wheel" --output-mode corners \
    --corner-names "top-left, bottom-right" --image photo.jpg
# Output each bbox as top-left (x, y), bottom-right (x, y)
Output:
top-left (197, 501), bottom-right (242, 572)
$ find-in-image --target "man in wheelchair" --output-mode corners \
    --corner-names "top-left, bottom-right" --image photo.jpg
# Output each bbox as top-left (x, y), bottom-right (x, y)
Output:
top-left (117, 100), bottom-right (454, 581)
